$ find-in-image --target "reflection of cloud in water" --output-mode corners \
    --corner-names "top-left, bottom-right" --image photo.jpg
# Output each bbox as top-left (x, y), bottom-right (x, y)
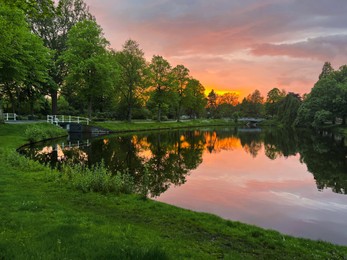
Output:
top-left (270, 191), bottom-right (347, 212)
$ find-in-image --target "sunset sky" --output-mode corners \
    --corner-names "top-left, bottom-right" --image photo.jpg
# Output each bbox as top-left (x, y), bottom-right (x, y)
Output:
top-left (85, 0), bottom-right (347, 99)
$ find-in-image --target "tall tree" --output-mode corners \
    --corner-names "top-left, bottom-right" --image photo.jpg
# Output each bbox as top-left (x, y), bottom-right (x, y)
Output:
top-left (116, 39), bottom-right (147, 122)
top-left (182, 78), bottom-right (207, 118)
top-left (27, 0), bottom-right (93, 114)
top-left (295, 63), bottom-right (347, 127)
top-left (319, 61), bottom-right (334, 80)
top-left (207, 90), bottom-right (218, 118)
top-left (148, 55), bottom-right (174, 122)
top-left (240, 89), bottom-right (264, 117)
top-left (218, 92), bottom-right (239, 106)
top-left (265, 88), bottom-right (286, 117)
top-left (62, 19), bottom-right (111, 118)
top-left (172, 65), bottom-right (190, 121)
top-left (0, 3), bottom-right (50, 114)
top-left (277, 92), bottom-right (302, 126)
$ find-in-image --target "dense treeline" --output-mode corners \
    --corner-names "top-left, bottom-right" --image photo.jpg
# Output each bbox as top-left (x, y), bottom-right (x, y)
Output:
top-left (0, 0), bottom-right (346, 127)
top-left (0, 0), bottom-right (208, 122)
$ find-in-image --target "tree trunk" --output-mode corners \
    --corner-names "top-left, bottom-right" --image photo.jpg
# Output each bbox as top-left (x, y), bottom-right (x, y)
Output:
top-left (0, 100), bottom-right (4, 123)
top-left (342, 115), bottom-right (346, 125)
top-left (51, 89), bottom-right (58, 115)
top-left (127, 103), bottom-right (132, 122)
top-left (157, 104), bottom-right (161, 122)
top-left (88, 98), bottom-right (92, 119)
top-left (177, 102), bottom-right (181, 122)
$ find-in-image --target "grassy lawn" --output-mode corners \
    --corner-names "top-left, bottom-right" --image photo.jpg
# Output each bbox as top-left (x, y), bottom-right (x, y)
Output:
top-left (1, 123), bottom-right (347, 259)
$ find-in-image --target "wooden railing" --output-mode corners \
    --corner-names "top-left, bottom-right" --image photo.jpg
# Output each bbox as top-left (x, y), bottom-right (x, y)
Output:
top-left (47, 115), bottom-right (90, 125)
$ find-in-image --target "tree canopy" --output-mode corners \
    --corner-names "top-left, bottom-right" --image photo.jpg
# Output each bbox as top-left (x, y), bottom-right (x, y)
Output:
top-left (295, 63), bottom-right (347, 127)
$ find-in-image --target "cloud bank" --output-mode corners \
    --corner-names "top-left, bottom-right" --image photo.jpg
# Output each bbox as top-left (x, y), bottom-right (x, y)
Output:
top-left (85, 0), bottom-right (347, 97)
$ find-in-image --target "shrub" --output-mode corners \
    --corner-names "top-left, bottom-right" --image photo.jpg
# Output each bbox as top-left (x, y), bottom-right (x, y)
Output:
top-left (0, 149), bottom-right (46, 172)
top-left (25, 123), bottom-right (67, 143)
top-left (59, 162), bottom-right (134, 194)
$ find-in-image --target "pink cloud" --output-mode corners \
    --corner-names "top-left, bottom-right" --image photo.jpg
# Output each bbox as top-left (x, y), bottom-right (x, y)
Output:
top-left (251, 35), bottom-right (347, 62)
top-left (84, 0), bottom-right (347, 97)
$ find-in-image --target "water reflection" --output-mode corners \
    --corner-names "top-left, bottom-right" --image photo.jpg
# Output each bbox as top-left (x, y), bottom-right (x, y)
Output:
top-left (21, 128), bottom-right (347, 196)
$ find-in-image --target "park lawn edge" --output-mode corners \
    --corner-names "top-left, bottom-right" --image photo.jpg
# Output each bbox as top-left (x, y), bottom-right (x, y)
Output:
top-left (1, 123), bottom-right (347, 259)
top-left (93, 119), bottom-right (246, 133)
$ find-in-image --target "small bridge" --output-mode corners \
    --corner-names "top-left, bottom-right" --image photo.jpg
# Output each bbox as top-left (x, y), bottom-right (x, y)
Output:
top-left (47, 115), bottom-right (90, 126)
top-left (238, 118), bottom-right (265, 125)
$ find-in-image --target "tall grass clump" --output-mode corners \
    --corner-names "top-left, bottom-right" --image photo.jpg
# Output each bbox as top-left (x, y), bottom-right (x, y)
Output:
top-left (0, 148), bottom-right (46, 172)
top-left (59, 162), bottom-right (134, 194)
top-left (25, 123), bottom-right (67, 143)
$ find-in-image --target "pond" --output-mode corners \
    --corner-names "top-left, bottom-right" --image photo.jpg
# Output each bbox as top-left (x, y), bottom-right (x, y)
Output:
top-left (20, 127), bottom-right (347, 245)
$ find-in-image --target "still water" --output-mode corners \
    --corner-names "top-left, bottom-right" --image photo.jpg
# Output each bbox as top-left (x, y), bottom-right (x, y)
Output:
top-left (20, 127), bottom-right (347, 245)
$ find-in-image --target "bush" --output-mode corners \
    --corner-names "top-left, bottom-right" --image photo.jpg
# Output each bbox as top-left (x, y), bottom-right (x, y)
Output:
top-left (59, 162), bottom-right (134, 194)
top-left (25, 124), bottom-right (67, 143)
top-left (0, 149), bottom-right (46, 172)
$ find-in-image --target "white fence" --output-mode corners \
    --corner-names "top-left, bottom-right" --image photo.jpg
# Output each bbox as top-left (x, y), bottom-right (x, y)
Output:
top-left (4, 113), bottom-right (17, 121)
top-left (47, 115), bottom-right (90, 125)
top-left (59, 139), bottom-right (91, 149)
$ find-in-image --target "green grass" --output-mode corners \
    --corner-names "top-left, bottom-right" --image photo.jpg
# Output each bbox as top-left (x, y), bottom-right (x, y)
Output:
top-left (1, 123), bottom-right (347, 259)
top-left (24, 123), bottom-right (67, 143)
top-left (94, 119), bottom-right (244, 133)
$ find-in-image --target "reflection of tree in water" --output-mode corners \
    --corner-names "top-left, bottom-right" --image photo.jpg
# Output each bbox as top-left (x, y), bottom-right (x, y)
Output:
top-left (203, 128), bottom-right (242, 153)
top-left (21, 128), bottom-right (347, 196)
top-left (143, 130), bottom-right (204, 196)
top-left (263, 129), bottom-right (299, 159)
top-left (297, 131), bottom-right (347, 194)
top-left (262, 128), bottom-right (347, 194)
top-left (237, 131), bottom-right (263, 158)
top-left (86, 131), bottom-right (205, 197)
top-left (20, 140), bottom-right (88, 169)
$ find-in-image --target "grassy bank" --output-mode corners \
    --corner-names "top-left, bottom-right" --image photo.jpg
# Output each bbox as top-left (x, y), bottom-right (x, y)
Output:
top-left (94, 119), bottom-right (243, 133)
top-left (1, 123), bottom-right (347, 259)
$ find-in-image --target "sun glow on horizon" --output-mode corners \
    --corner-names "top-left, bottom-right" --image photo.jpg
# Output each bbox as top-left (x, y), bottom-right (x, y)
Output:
top-left (204, 88), bottom-right (241, 98)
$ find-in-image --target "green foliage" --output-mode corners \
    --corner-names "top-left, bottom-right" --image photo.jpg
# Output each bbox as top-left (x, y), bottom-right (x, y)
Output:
top-left (115, 39), bottom-right (148, 122)
top-left (277, 92), bottom-right (302, 126)
top-left (0, 148), bottom-right (46, 172)
top-left (182, 78), bottom-right (207, 118)
top-left (57, 96), bottom-right (78, 115)
top-left (172, 64), bottom-right (190, 121)
top-left (57, 163), bottom-right (135, 194)
top-left (0, 3), bottom-right (50, 114)
top-left (240, 89), bottom-right (265, 117)
top-left (265, 88), bottom-right (286, 117)
top-left (313, 110), bottom-right (333, 128)
top-left (24, 123), bottom-right (67, 143)
top-left (295, 63), bottom-right (347, 127)
top-left (207, 89), bottom-right (218, 118)
top-left (147, 55), bottom-right (176, 122)
top-left (62, 19), bottom-right (113, 118)
top-left (27, 0), bottom-right (94, 114)
top-left (319, 61), bottom-right (334, 80)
